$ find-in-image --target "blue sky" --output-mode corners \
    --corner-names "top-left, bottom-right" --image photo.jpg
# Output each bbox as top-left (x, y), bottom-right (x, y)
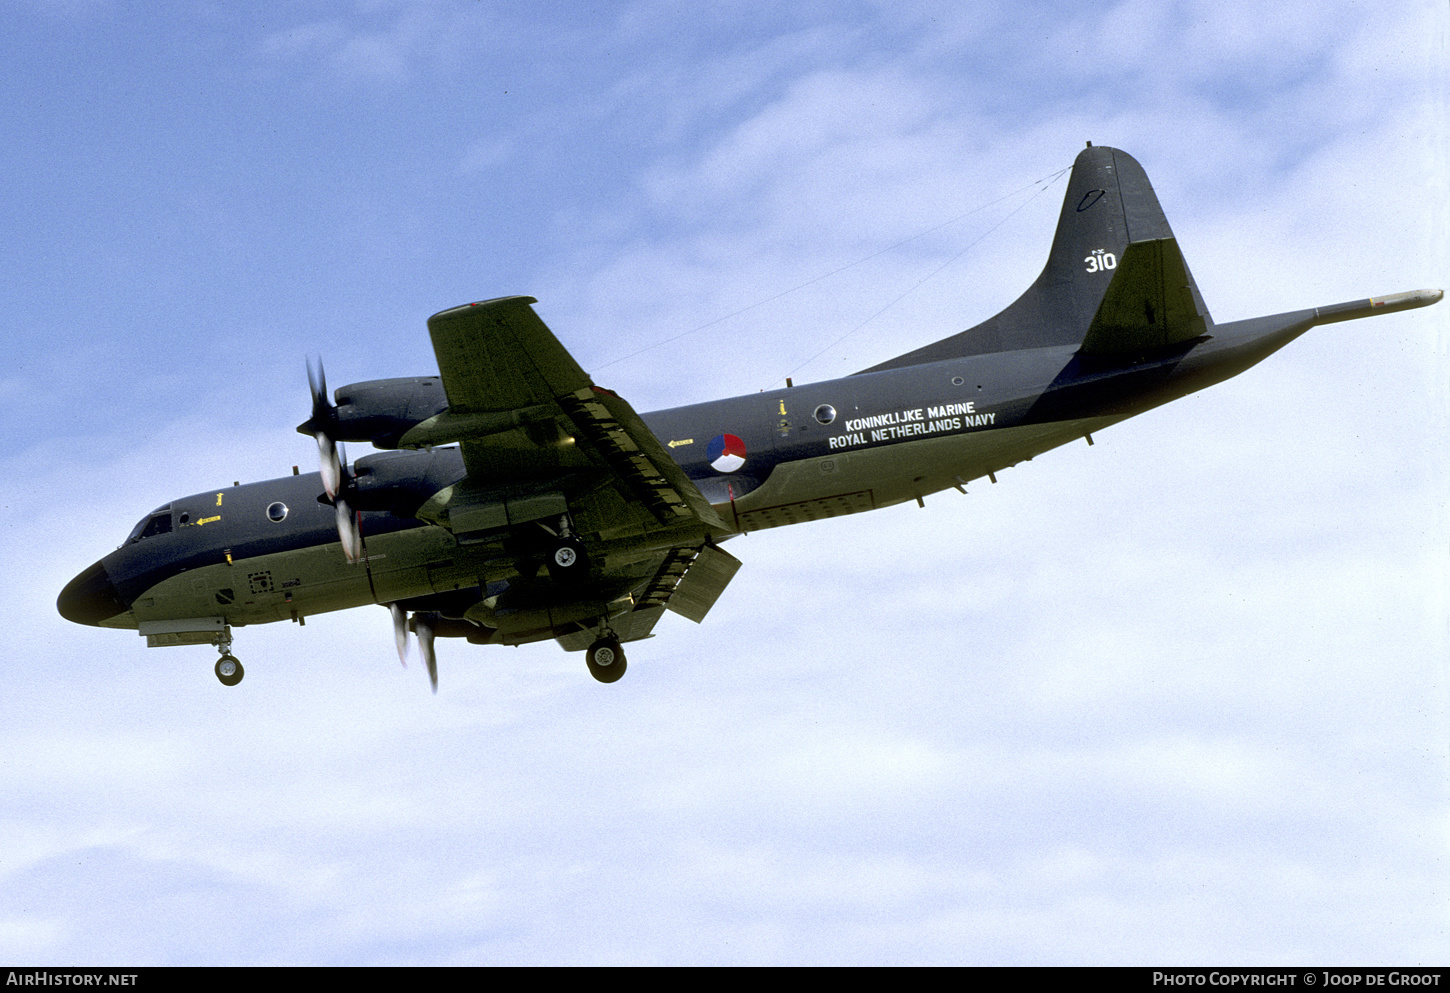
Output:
top-left (2, 0), bottom-right (1445, 965)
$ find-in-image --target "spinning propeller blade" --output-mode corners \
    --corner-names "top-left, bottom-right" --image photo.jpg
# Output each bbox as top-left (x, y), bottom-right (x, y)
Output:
top-left (415, 614), bottom-right (438, 693)
top-left (303, 366), bottom-right (362, 564)
top-left (334, 496), bottom-right (360, 563)
top-left (389, 603), bottom-right (409, 666)
top-left (316, 433), bottom-right (341, 501)
top-left (316, 438), bottom-right (361, 564)
top-left (305, 359), bottom-right (342, 499)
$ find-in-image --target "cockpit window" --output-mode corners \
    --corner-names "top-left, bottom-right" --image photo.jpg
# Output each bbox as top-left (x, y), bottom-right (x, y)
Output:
top-left (126, 506), bottom-right (173, 544)
top-left (141, 514), bottom-right (173, 539)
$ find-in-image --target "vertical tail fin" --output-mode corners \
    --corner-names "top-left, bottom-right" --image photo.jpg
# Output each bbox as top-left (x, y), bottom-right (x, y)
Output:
top-left (862, 145), bottom-right (1212, 371)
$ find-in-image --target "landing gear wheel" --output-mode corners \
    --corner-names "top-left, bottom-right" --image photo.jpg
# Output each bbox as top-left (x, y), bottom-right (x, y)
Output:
top-left (548, 538), bottom-right (589, 583)
top-left (586, 638), bottom-right (626, 683)
top-left (215, 654), bottom-right (244, 686)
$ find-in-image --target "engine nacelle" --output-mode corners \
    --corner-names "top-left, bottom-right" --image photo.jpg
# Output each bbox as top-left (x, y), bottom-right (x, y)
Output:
top-left (345, 447), bottom-right (466, 518)
top-left (327, 377), bottom-right (449, 448)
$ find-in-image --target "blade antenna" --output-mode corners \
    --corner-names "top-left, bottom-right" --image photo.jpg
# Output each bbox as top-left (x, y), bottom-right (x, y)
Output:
top-left (593, 166), bottom-right (1071, 374)
top-left (780, 166), bottom-right (1070, 384)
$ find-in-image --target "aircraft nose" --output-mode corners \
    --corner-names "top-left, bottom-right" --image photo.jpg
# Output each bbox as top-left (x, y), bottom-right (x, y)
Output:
top-left (57, 560), bottom-right (129, 626)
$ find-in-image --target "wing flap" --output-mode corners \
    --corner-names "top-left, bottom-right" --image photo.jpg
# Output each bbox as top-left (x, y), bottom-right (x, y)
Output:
top-left (659, 544), bottom-right (743, 624)
top-left (558, 388), bottom-right (728, 532)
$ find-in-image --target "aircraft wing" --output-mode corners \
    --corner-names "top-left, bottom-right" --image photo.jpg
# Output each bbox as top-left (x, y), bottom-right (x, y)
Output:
top-left (427, 296), bottom-right (591, 424)
top-left (410, 296), bottom-right (729, 540)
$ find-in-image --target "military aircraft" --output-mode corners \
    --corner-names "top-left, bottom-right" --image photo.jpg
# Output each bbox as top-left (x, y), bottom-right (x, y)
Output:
top-left (57, 144), bottom-right (1440, 690)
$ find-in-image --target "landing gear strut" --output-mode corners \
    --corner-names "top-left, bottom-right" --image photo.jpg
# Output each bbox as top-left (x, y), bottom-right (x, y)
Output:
top-left (586, 637), bottom-right (626, 683)
top-left (213, 624), bottom-right (243, 686)
top-left (547, 514), bottom-right (589, 583)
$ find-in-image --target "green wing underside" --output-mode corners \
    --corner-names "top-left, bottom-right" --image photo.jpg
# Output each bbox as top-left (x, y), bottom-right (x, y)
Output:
top-left (416, 296), bottom-right (735, 627)
top-left (428, 295), bottom-right (590, 418)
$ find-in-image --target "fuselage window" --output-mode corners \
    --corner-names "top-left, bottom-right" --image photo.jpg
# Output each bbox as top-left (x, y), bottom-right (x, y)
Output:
top-left (814, 404), bottom-right (837, 425)
top-left (266, 502), bottom-right (288, 523)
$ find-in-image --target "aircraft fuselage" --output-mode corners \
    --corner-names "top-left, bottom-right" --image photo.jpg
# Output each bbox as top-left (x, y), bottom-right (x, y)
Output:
top-left (56, 143), bottom-right (1440, 684)
top-left (63, 301), bottom-right (1322, 639)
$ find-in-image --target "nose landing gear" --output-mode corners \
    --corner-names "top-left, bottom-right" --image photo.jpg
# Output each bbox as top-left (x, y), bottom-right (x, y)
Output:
top-left (212, 624), bottom-right (244, 686)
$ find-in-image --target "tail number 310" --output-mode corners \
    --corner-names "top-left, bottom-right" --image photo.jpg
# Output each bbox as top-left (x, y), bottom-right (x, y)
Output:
top-left (1084, 249), bottom-right (1117, 273)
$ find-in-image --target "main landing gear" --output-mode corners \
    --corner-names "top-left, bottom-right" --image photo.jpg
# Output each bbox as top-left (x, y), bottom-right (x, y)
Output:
top-left (213, 624), bottom-right (244, 686)
top-left (586, 637), bottom-right (626, 683)
top-left (546, 514), bottom-right (590, 584)
top-left (215, 655), bottom-right (244, 686)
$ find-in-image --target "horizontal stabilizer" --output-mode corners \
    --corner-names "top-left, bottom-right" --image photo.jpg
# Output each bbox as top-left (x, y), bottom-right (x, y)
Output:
top-left (1078, 237), bottom-right (1212, 356)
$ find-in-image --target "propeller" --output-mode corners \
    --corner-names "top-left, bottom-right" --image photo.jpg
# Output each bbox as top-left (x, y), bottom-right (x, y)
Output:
top-left (332, 443), bottom-right (362, 564)
top-left (389, 603), bottom-right (410, 666)
top-left (304, 359), bottom-right (343, 500)
top-left (302, 360), bottom-right (362, 563)
top-left (388, 604), bottom-right (438, 692)
top-left (415, 613), bottom-right (438, 693)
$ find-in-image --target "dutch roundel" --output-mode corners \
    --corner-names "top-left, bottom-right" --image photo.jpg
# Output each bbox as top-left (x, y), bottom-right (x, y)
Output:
top-left (707, 433), bottom-right (747, 473)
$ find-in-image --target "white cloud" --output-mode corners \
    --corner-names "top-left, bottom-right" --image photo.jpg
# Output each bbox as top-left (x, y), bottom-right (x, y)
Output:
top-left (259, 1), bottom-right (493, 85)
top-left (6, 0), bottom-right (1445, 965)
